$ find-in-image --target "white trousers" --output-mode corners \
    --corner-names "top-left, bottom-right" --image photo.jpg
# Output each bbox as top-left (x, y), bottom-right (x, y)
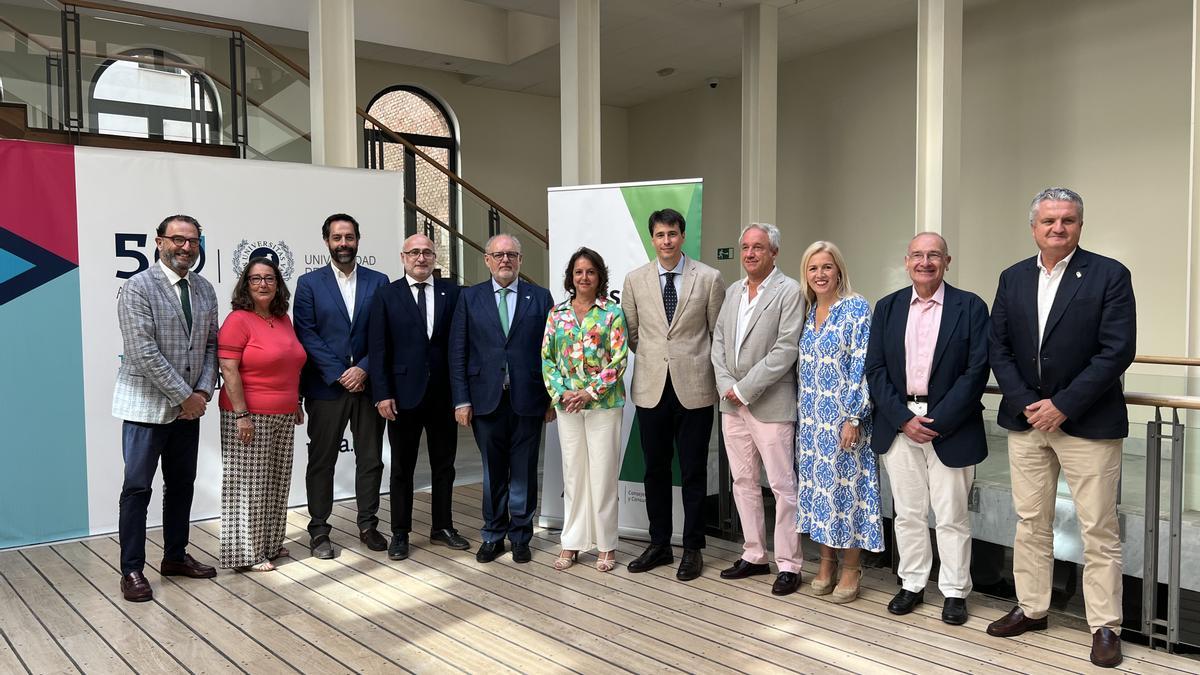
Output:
top-left (557, 407), bottom-right (623, 552)
top-left (883, 403), bottom-right (975, 598)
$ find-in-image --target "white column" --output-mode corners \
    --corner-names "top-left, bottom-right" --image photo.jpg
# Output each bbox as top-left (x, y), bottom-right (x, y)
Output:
top-left (740, 4), bottom-right (778, 228)
top-left (915, 0), bottom-right (962, 249)
top-left (308, 0), bottom-right (357, 168)
top-left (560, 0), bottom-right (601, 186)
top-left (1185, 0), bottom-right (1200, 510)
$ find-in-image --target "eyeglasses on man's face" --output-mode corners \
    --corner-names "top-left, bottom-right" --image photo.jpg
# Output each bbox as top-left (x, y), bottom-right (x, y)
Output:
top-left (403, 248), bottom-right (437, 259)
top-left (248, 275), bottom-right (277, 285)
top-left (907, 252), bottom-right (945, 263)
top-left (161, 235), bottom-right (201, 248)
top-left (486, 251), bottom-right (521, 262)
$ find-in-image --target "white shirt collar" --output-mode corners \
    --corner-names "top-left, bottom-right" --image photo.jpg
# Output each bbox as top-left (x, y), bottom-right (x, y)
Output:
top-left (331, 262), bottom-right (357, 281)
top-left (744, 265), bottom-right (779, 292)
top-left (657, 255), bottom-right (686, 276)
top-left (159, 260), bottom-right (184, 285)
top-left (406, 273), bottom-right (432, 287)
top-left (1036, 247), bottom-right (1077, 275)
top-left (492, 277), bottom-right (519, 294)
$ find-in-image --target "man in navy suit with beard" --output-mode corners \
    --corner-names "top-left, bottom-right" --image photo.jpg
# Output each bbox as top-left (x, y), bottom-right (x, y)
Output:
top-left (294, 214), bottom-right (389, 560)
top-left (449, 233), bottom-right (554, 564)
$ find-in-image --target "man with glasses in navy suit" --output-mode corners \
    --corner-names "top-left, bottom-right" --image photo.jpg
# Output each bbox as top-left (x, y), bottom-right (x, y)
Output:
top-left (450, 234), bottom-right (554, 564)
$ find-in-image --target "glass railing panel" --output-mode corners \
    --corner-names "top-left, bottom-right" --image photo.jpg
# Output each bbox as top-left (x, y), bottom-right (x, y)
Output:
top-left (0, 0), bottom-right (66, 129)
top-left (241, 37), bottom-right (309, 162)
top-left (73, 6), bottom-right (235, 145)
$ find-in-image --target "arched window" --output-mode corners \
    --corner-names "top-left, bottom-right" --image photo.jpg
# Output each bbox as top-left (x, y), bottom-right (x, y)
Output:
top-left (89, 48), bottom-right (221, 143)
top-left (364, 85), bottom-right (459, 278)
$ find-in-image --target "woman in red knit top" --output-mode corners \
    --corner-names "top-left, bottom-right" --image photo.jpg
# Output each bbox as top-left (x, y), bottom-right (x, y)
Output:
top-left (217, 257), bottom-right (307, 571)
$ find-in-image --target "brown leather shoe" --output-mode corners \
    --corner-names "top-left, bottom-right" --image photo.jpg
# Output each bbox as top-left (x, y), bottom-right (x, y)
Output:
top-left (159, 553), bottom-right (217, 579)
top-left (1090, 628), bottom-right (1123, 668)
top-left (986, 606), bottom-right (1048, 637)
top-left (121, 571), bottom-right (153, 602)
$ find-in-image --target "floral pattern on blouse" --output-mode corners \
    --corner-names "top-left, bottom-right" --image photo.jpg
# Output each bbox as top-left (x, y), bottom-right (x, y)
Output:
top-left (541, 296), bottom-right (628, 410)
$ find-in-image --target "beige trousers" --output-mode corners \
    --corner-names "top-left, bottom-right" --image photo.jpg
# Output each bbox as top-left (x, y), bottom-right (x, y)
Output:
top-left (1007, 428), bottom-right (1123, 633)
top-left (883, 405), bottom-right (975, 598)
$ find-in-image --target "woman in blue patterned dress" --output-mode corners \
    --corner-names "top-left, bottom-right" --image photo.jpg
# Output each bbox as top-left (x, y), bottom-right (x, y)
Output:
top-left (795, 240), bottom-right (882, 604)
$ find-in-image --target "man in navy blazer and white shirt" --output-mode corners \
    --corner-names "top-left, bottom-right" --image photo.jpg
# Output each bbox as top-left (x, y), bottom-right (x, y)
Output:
top-left (294, 213), bottom-right (389, 560)
top-left (865, 232), bottom-right (990, 626)
top-left (986, 187), bottom-right (1136, 669)
top-left (449, 233), bottom-right (554, 564)
top-left (369, 233), bottom-right (467, 561)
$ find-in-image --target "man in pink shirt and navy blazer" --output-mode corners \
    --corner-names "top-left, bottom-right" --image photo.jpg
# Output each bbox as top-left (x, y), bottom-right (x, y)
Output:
top-left (865, 232), bottom-right (990, 626)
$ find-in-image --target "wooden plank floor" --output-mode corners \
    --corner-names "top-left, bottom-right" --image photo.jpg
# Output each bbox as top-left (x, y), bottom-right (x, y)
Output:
top-left (2, 485), bottom-right (1197, 674)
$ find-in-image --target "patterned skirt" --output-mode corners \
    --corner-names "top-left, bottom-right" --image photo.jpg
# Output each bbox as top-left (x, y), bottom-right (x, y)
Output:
top-left (219, 410), bottom-right (295, 568)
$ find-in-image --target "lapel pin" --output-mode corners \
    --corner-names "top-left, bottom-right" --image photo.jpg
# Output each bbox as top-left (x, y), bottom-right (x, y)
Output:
top-left (1076, 271), bottom-right (1082, 278)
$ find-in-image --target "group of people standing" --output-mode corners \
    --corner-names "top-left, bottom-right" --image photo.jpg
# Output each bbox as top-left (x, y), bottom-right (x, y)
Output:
top-left (113, 184), bottom-right (1135, 669)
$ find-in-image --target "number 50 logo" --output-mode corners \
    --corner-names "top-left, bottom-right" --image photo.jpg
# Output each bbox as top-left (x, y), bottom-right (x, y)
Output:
top-left (114, 233), bottom-right (207, 279)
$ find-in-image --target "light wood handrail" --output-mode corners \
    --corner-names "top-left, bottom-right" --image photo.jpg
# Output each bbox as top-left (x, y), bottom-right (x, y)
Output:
top-left (1134, 355), bottom-right (1200, 367)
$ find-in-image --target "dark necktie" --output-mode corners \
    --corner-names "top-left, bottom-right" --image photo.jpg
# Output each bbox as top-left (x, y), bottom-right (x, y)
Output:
top-left (178, 277), bottom-right (193, 332)
top-left (662, 272), bottom-right (677, 324)
top-left (415, 282), bottom-right (429, 336)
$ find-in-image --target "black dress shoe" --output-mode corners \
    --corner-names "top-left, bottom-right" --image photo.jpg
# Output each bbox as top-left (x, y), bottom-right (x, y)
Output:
top-left (1091, 627), bottom-right (1123, 668)
top-left (627, 544), bottom-right (673, 574)
top-left (887, 589), bottom-right (925, 615)
top-left (360, 528), bottom-right (388, 552)
top-left (310, 535), bottom-right (335, 560)
top-left (676, 549), bottom-right (703, 581)
top-left (388, 534), bottom-right (409, 561)
top-left (511, 543), bottom-right (532, 563)
top-left (430, 528), bottom-right (470, 550)
top-left (121, 571), bottom-right (153, 602)
top-left (719, 559), bottom-right (771, 580)
top-left (476, 539), bottom-right (506, 563)
top-left (772, 572), bottom-right (802, 596)
top-left (159, 553), bottom-right (217, 579)
top-left (986, 606), bottom-right (1048, 637)
top-left (942, 597), bottom-right (968, 625)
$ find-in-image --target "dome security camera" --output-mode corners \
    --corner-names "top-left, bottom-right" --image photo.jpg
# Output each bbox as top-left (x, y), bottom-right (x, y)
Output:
top-left (706, 77), bottom-right (719, 89)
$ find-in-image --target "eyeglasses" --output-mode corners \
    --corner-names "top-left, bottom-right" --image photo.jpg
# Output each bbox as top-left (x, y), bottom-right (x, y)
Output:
top-left (248, 275), bottom-right (277, 285)
top-left (162, 235), bottom-right (201, 248)
top-left (403, 248), bottom-right (437, 259)
top-left (486, 251), bottom-right (521, 261)
top-left (907, 252), bottom-right (945, 263)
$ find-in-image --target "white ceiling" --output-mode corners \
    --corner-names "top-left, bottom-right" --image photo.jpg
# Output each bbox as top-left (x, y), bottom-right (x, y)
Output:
top-left (407, 0), bottom-right (996, 108)
top-left (113, 0), bottom-right (994, 109)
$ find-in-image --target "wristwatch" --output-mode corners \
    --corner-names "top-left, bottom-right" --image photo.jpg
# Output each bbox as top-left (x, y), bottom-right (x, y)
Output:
top-left (847, 416), bottom-right (861, 428)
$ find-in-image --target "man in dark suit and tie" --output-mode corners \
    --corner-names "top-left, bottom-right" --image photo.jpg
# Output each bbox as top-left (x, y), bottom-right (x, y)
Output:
top-left (113, 214), bottom-right (218, 602)
top-left (449, 233), bottom-right (554, 563)
top-left (369, 233), bottom-right (467, 560)
top-left (865, 232), bottom-right (990, 625)
top-left (985, 187), bottom-right (1136, 668)
top-left (294, 213), bottom-right (389, 559)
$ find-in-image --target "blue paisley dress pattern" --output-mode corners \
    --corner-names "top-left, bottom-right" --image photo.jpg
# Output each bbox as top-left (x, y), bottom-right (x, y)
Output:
top-left (795, 295), bottom-right (883, 552)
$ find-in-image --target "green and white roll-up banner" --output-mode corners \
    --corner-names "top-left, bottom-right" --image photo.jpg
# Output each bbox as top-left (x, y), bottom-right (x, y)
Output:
top-left (541, 178), bottom-right (703, 541)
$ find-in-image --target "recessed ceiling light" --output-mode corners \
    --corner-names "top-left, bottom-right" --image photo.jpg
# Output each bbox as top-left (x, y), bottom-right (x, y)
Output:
top-left (656, 67), bottom-right (675, 77)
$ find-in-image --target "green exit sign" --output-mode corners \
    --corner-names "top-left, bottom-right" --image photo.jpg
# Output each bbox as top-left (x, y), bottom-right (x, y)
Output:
top-left (716, 247), bottom-right (733, 260)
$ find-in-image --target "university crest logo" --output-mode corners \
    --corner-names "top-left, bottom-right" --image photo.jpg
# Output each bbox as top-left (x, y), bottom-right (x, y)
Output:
top-left (231, 239), bottom-right (295, 281)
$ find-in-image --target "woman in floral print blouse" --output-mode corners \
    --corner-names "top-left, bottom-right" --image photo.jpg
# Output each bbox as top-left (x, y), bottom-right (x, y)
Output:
top-left (541, 247), bottom-right (629, 572)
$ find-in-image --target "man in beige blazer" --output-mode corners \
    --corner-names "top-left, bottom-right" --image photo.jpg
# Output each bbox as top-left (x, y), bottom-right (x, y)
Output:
top-left (711, 222), bottom-right (805, 596)
top-left (622, 208), bottom-right (725, 581)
